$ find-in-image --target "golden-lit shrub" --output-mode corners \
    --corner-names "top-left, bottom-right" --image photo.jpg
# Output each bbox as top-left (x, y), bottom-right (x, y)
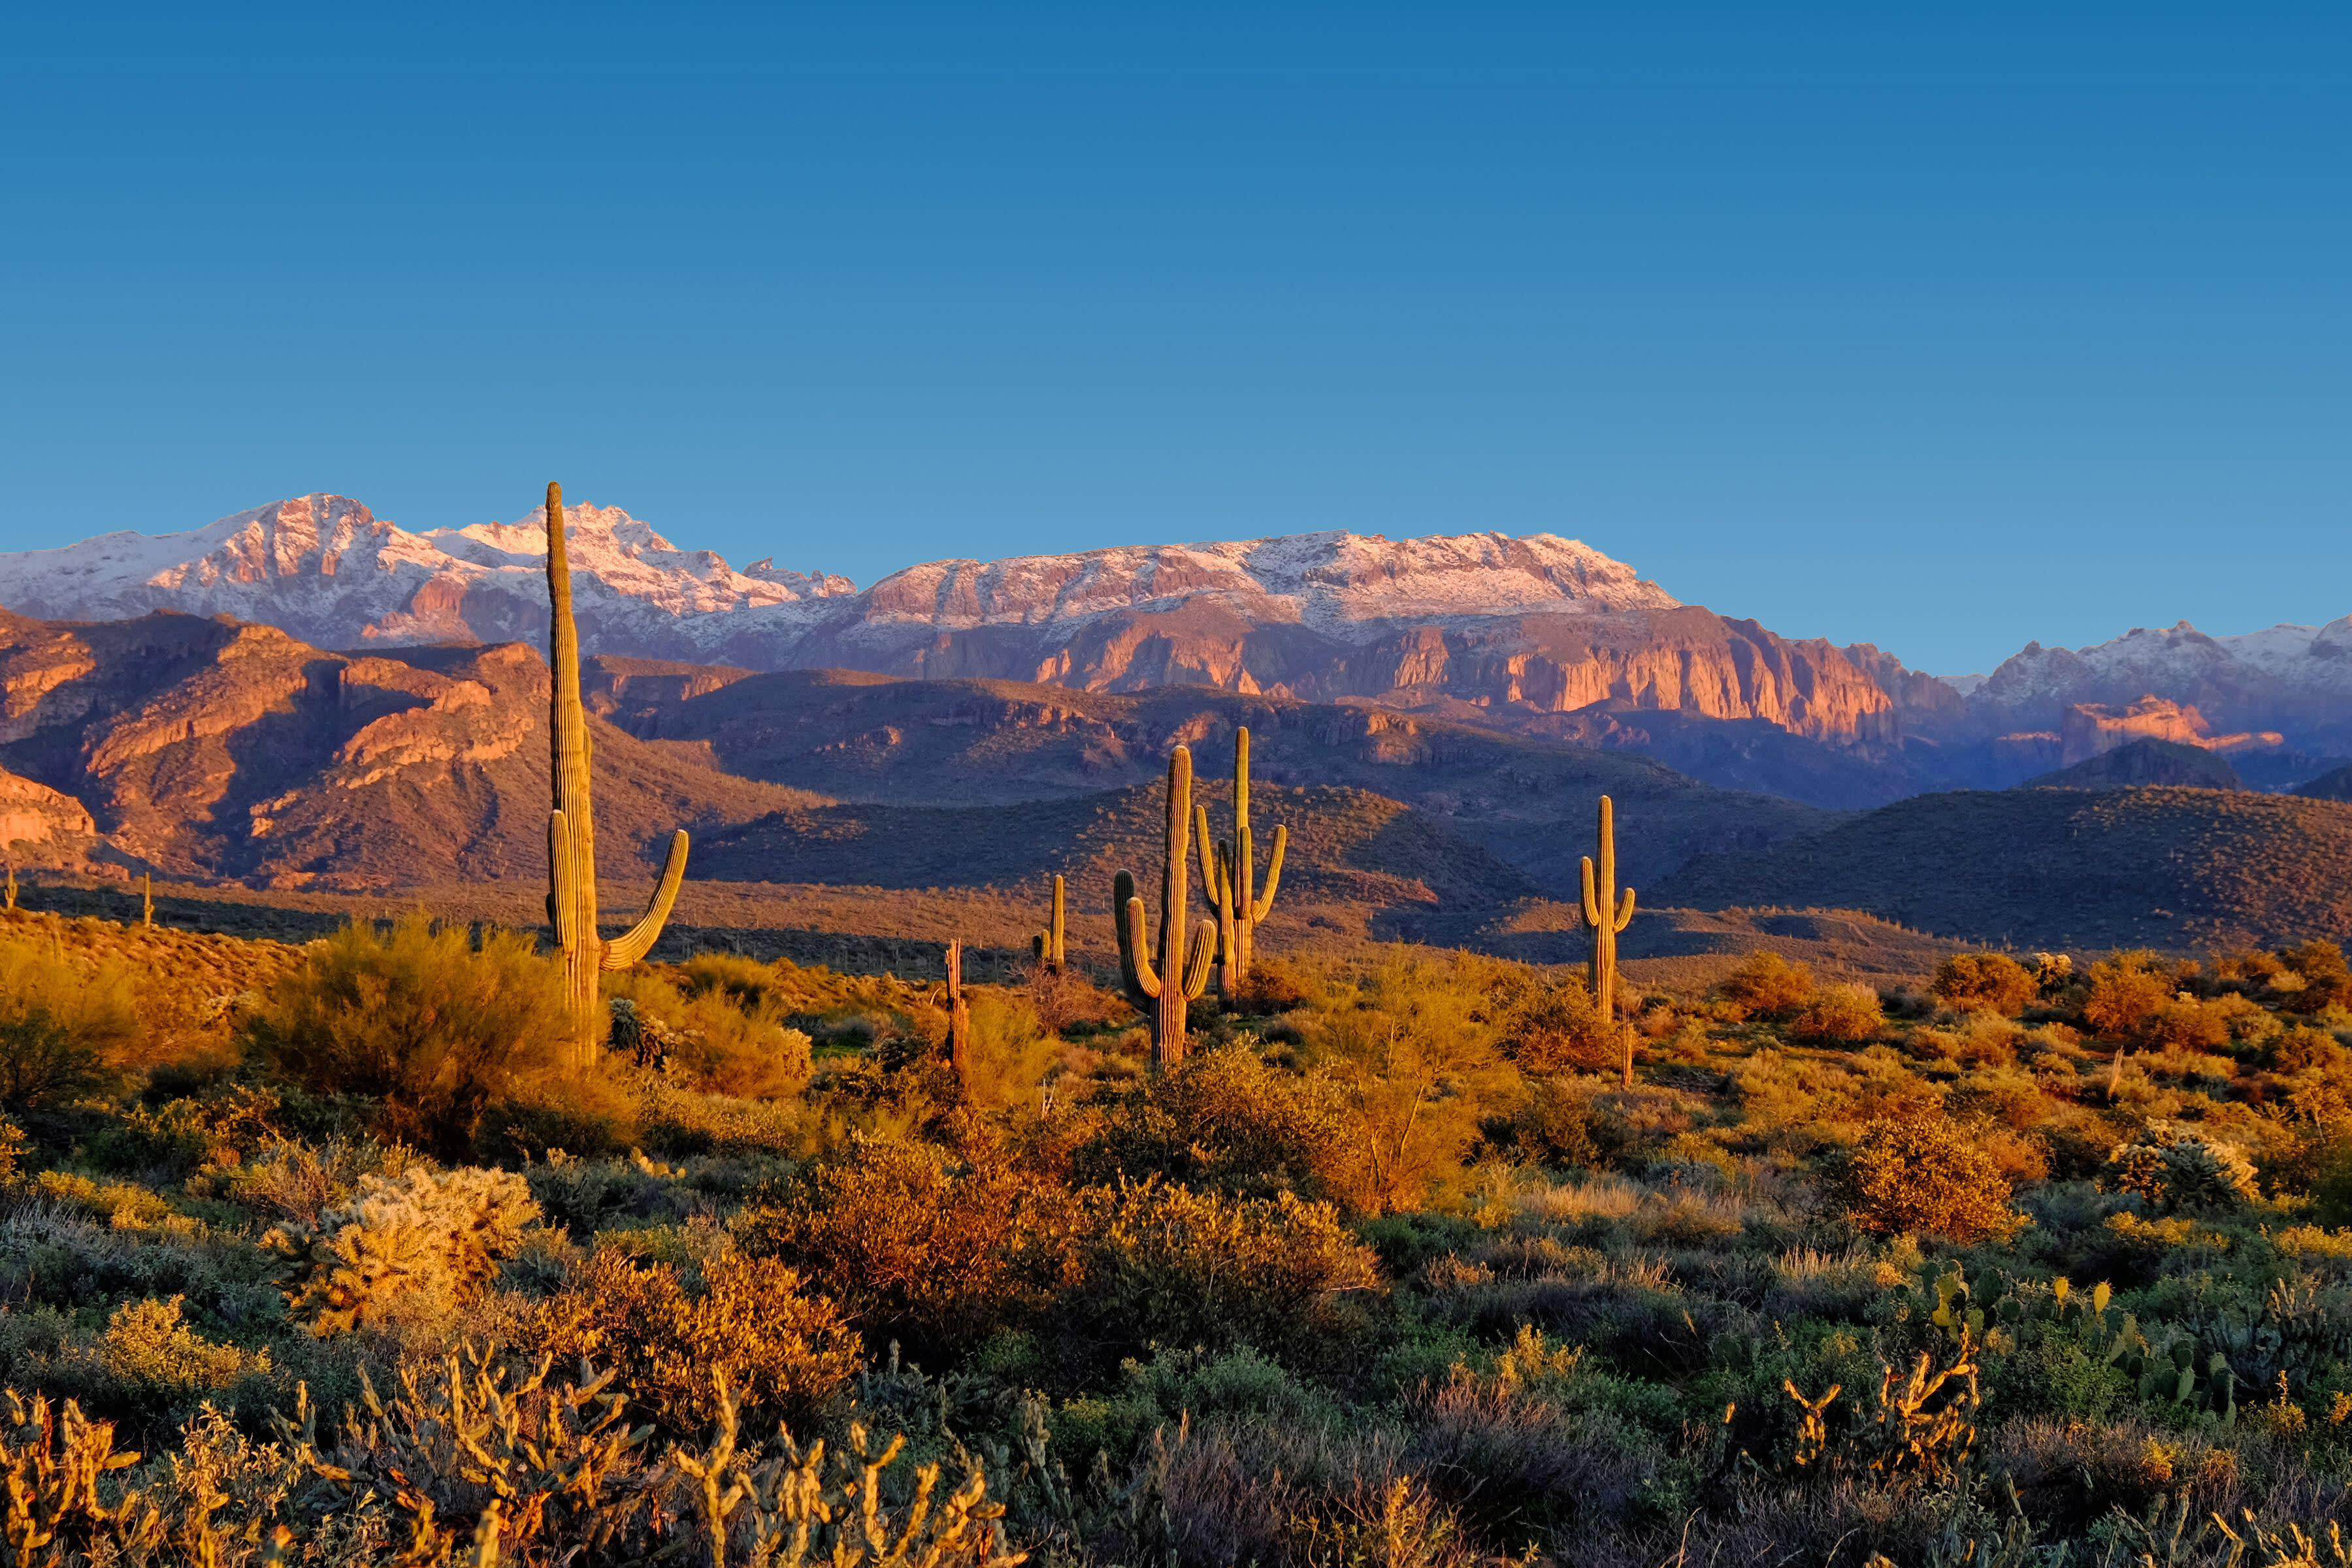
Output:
top-left (1932, 953), bottom-right (2038, 1017)
top-left (2081, 955), bottom-right (2172, 1042)
top-left (738, 1135), bottom-right (1076, 1353)
top-left (0, 935), bottom-right (139, 1109)
top-left (1058, 1177), bottom-right (1380, 1360)
top-left (1792, 984), bottom-right (1885, 1044)
top-left (243, 915), bottom-right (570, 1149)
top-left (960, 990), bottom-right (1060, 1111)
top-left (1840, 1115), bottom-right (2021, 1242)
top-left (529, 1249), bottom-right (859, 1432)
top-left (1499, 980), bottom-right (1613, 1074)
top-left (1715, 950), bottom-right (1815, 1021)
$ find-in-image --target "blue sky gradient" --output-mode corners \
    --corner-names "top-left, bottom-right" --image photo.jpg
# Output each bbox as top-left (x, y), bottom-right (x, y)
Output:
top-left (2, 4), bottom-right (2345, 673)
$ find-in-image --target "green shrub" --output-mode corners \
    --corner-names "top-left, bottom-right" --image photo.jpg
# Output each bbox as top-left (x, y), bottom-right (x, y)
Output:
top-left (1075, 1044), bottom-right (1364, 1205)
top-left (1840, 1115), bottom-right (2021, 1242)
top-left (242, 915), bottom-right (570, 1150)
top-left (268, 1164), bottom-right (540, 1335)
top-left (2082, 955), bottom-right (2173, 1043)
top-left (1932, 953), bottom-right (2038, 1016)
top-left (1056, 1176), bottom-right (1380, 1361)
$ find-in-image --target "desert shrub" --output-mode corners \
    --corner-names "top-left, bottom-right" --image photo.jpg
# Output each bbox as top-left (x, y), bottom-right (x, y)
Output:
top-left (737, 1134), bottom-right (1077, 1354)
top-left (211, 1135), bottom-right (417, 1225)
top-left (1478, 1076), bottom-right (1609, 1170)
top-left (2103, 1122), bottom-right (2259, 1213)
top-left (2082, 954), bottom-right (2174, 1042)
top-left (41, 1294), bottom-right (276, 1431)
top-left (1791, 983), bottom-right (1884, 1044)
top-left (1056, 1177), bottom-right (1380, 1362)
top-left (1840, 1115), bottom-right (2020, 1242)
top-left (1714, 950), bottom-right (1815, 1021)
top-left (268, 1164), bottom-right (540, 1335)
top-left (1074, 1043), bottom-right (1364, 1206)
top-left (960, 990), bottom-right (1061, 1110)
top-left (242, 915), bottom-right (570, 1149)
top-left (528, 1248), bottom-right (859, 1431)
top-left (1933, 953), bottom-right (2038, 1016)
top-left (0, 935), bottom-right (140, 1108)
top-left (1499, 980), bottom-right (1612, 1074)
top-left (1298, 956), bottom-right (1514, 1213)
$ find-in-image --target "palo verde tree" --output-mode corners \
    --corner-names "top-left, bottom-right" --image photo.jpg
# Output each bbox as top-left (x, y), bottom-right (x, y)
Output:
top-left (1582, 794), bottom-right (1638, 1086)
top-left (1116, 745), bottom-right (1216, 1070)
top-left (544, 480), bottom-right (690, 1070)
top-left (1196, 726), bottom-right (1287, 1000)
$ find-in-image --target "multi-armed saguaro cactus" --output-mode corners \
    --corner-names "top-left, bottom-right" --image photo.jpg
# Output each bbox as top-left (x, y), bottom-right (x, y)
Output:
top-left (1116, 747), bottom-right (1217, 1070)
top-left (1581, 794), bottom-right (1638, 1086)
top-left (1031, 875), bottom-right (1066, 972)
top-left (943, 939), bottom-right (972, 1090)
top-left (1195, 727), bottom-right (1287, 1000)
top-left (544, 482), bottom-right (690, 1071)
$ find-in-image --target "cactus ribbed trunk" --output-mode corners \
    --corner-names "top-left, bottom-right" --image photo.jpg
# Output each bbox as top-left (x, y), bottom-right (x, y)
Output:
top-left (3, 867), bottom-right (15, 912)
top-left (1032, 875), bottom-right (1066, 971)
top-left (1196, 727), bottom-right (1287, 1000)
top-left (944, 939), bottom-right (972, 1093)
top-left (544, 482), bottom-right (692, 1073)
top-left (1117, 747), bottom-right (1216, 1070)
top-left (140, 874), bottom-right (154, 928)
top-left (1580, 794), bottom-right (1638, 1088)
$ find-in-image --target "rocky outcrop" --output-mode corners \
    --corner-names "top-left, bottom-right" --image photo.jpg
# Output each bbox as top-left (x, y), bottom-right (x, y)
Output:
top-left (0, 768), bottom-right (95, 855)
top-left (2057, 696), bottom-right (2282, 767)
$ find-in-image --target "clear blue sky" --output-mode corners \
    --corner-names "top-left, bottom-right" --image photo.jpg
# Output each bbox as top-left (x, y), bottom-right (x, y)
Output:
top-left (3, 4), bottom-right (2344, 674)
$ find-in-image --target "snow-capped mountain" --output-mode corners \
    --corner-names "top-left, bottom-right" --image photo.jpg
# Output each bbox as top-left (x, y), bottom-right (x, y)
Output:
top-left (1965, 617), bottom-right (2352, 751)
top-left (0, 495), bottom-right (855, 659)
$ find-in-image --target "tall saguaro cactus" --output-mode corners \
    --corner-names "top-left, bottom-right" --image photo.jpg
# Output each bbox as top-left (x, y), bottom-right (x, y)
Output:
top-left (1581, 794), bottom-right (1638, 1087)
top-left (544, 481), bottom-right (691, 1070)
top-left (943, 938), bottom-right (972, 1091)
top-left (1195, 727), bottom-right (1287, 1000)
top-left (1116, 746), bottom-right (1217, 1070)
top-left (1032, 875), bottom-right (1066, 971)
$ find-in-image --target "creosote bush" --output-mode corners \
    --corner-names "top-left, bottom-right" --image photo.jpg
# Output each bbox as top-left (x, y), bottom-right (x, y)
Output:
top-left (243, 914), bottom-right (572, 1149)
top-left (1715, 949), bottom-right (1816, 1021)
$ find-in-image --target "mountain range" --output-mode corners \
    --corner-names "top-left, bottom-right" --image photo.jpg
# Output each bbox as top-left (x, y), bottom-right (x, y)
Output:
top-left (10, 494), bottom-right (2345, 809)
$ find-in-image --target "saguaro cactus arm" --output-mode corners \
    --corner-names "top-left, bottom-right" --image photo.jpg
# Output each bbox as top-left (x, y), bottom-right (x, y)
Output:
top-left (1252, 825), bottom-right (1287, 922)
top-left (602, 828), bottom-right (690, 969)
top-left (1120, 892), bottom-right (1164, 999)
top-left (1180, 922), bottom-right (1217, 998)
top-left (1194, 806), bottom-right (1231, 907)
top-left (1580, 859), bottom-right (1635, 932)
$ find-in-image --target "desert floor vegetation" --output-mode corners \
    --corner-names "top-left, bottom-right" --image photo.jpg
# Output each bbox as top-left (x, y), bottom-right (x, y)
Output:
top-left (3, 908), bottom-right (2352, 1563)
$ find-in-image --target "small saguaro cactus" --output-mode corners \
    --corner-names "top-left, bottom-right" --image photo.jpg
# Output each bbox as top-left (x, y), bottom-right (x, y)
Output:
top-left (1195, 726), bottom-right (1287, 1000)
top-left (943, 938), bottom-right (972, 1090)
top-left (1116, 746), bottom-right (1217, 1070)
top-left (544, 481), bottom-right (691, 1071)
top-left (1581, 794), bottom-right (1637, 1087)
top-left (3, 866), bottom-right (16, 912)
top-left (140, 873), bottom-right (154, 928)
top-left (1032, 875), bottom-right (1066, 971)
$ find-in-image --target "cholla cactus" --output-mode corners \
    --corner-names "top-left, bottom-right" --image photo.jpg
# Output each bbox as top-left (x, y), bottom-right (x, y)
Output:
top-left (2106, 1122), bottom-right (2259, 1213)
top-left (545, 481), bottom-right (691, 1070)
top-left (269, 1165), bottom-right (540, 1335)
